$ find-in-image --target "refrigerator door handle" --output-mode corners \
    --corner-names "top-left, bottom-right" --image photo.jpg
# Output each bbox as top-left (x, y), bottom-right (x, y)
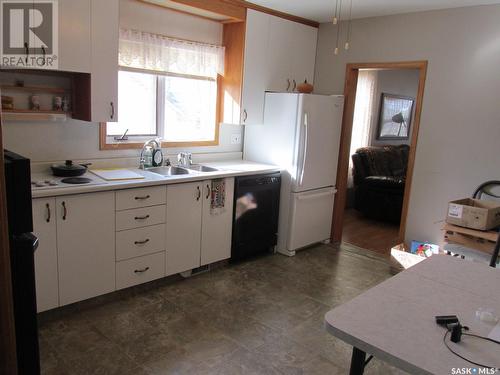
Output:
top-left (299, 112), bottom-right (308, 186)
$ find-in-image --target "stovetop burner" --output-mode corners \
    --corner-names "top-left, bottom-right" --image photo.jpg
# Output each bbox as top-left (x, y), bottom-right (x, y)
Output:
top-left (61, 177), bottom-right (93, 185)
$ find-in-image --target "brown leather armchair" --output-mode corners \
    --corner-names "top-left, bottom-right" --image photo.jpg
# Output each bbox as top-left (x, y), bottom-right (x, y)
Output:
top-left (351, 145), bottom-right (409, 223)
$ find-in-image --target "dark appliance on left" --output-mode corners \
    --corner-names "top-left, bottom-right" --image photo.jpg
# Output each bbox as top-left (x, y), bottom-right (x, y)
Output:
top-left (4, 150), bottom-right (40, 374)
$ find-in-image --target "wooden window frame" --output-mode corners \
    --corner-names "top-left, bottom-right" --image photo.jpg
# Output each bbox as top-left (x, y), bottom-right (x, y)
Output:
top-left (100, 73), bottom-right (222, 151)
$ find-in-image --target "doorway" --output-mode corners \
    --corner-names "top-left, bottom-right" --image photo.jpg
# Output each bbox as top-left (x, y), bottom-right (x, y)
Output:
top-left (331, 61), bottom-right (428, 256)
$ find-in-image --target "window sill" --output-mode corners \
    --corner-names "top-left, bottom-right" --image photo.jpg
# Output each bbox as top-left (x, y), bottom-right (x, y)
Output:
top-left (99, 123), bottom-right (219, 150)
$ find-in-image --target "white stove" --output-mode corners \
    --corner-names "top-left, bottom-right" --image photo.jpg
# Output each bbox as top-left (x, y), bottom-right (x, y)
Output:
top-left (31, 172), bottom-right (107, 190)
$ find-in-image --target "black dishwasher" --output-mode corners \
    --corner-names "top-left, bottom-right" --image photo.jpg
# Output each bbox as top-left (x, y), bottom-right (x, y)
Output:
top-left (231, 172), bottom-right (281, 261)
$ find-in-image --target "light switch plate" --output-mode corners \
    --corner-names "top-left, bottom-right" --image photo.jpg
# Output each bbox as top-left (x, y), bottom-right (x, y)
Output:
top-left (231, 134), bottom-right (241, 144)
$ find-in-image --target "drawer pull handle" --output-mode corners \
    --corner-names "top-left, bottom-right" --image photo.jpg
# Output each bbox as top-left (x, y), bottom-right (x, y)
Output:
top-left (134, 239), bottom-right (150, 245)
top-left (135, 195), bottom-right (150, 200)
top-left (196, 186), bottom-right (201, 201)
top-left (62, 201), bottom-right (67, 220)
top-left (206, 184), bottom-right (211, 200)
top-left (46, 203), bottom-right (51, 223)
top-left (134, 215), bottom-right (150, 220)
top-left (134, 267), bottom-right (150, 274)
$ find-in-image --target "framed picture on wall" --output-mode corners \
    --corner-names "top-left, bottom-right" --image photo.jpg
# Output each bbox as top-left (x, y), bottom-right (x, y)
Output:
top-left (377, 93), bottom-right (414, 140)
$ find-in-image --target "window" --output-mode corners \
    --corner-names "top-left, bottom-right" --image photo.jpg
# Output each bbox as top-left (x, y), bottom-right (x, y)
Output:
top-left (163, 76), bottom-right (217, 143)
top-left (101, 29), bottom-right (224, 149)
top-left (106, 71), bottom-right (157, 137)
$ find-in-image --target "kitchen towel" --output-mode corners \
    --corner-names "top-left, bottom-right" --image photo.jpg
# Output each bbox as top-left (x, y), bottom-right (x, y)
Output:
top-left (210, 179), bottom-right (226, 215)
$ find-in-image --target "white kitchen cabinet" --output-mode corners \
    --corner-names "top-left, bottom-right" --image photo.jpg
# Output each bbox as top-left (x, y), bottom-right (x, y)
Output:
top-left (116, 252), bottom-right (165, 290)
top-left (56, 192), bottom-right (115, 306)
top-left (165, 182), bottom-right (203, 275)
top-left (58, 0), bottom-right (91, 73)
top-left (166, 178), bottom-right (234, 274)
top-left (116, 186), bottom-right (167, 211)
top-left (266, 16), bottom-right (294, 93)
top-left (90, 0), bottom-right (119, 122)
top-left (239, 10), bottom-right (318, 125)
top-left (116, 224), bottom-right (166, 261)
top-left (115, 205), bottom-right (166, 231)
top-left (240, 10), bottom-right (270, 125)
top-left (200, 178), bottom-right (235, 266)
top-left (289, 22), bottom-right (317, 86)
top-left (32, 198), bottom-right (59, 313)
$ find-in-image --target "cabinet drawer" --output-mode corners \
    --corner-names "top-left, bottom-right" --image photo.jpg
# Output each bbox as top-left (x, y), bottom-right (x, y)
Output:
top-left (116, 205), bottom-right (166, 231)
top-left (116, 252), bottom-right (165, 290)
top-left (116, 224), bottom-right (166, 261)
top-left (116, 186), bottom-right (166, 211)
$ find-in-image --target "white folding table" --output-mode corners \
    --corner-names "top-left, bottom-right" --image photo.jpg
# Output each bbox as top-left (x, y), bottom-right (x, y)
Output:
top-left (325, 256), bottom-right (500, 374)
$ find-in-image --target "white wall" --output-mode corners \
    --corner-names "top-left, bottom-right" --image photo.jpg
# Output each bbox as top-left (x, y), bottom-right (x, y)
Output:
top-left (315, 4), bottom-right (500, 246)
top-left (2, 0), bottom-right (243, 163)
top-left (370, 69), bottom-right (419, 147)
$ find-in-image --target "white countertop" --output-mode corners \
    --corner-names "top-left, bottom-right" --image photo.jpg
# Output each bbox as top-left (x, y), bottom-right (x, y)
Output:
top-left (31, 160), bottom-right (281, 198)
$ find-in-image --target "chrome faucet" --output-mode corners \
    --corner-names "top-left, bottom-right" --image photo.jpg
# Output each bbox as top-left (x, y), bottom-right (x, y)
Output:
top-left (139, 138), bottom-right (163, 169)
top-left (177, 152), bottom-right (192, 167)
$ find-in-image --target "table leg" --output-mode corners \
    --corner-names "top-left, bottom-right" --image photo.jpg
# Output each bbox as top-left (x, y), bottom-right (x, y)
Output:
top-left (349, 347), bottom-right (366, 375)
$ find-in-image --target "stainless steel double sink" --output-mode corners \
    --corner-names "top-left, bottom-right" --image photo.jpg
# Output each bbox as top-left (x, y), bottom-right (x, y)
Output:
top-left (146, 164), bottom-right (219, 177)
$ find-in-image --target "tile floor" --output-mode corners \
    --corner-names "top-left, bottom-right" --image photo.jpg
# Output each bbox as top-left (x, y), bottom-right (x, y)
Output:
top-left (39, 244), bottom-right (408, 374)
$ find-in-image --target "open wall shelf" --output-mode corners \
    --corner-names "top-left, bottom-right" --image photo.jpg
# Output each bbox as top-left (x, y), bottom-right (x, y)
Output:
top-left (1, 85), bottom-right (68, 94)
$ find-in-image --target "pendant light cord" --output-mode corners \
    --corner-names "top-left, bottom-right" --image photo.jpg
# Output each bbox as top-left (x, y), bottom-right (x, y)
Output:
top-left (345, 0), bottom-right (353, 49)
top-left (335, 0), bottom-right (343, 54)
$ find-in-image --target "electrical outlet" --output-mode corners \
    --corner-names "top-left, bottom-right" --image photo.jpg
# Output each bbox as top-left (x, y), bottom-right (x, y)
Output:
top-left (231, 134), bottom-right (241, 144)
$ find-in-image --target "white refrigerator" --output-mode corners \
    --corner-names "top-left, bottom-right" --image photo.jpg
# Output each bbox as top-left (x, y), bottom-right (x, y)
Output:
top-left (244, 93), bottom-right (344, 256)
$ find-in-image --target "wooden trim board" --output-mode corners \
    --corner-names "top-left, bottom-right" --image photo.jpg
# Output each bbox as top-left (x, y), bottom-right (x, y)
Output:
top-left (0, 106), bottom-right (18, 374)
top-left (233, 0), bottom-right (319, 28)
top-left (140, 0), bottom-right (320, 27)
top-left (99, 123), bottom-right (221, 150)
top-left (331, 61), bottom-right (428, 245)
top-left (219, 21), bottom-right (246, 124)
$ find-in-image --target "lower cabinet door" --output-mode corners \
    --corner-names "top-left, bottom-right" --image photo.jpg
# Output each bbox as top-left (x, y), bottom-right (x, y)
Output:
top-left (32, 198), bottom-right (59, 312)
top-left (56, 192), bottom-right (116, 306)
top-left (116, 252), bottom-right (165, 290)
top-left (166, 182), bottom-right (202, 275)
top-left (201, 178), bottom-right (235, 266)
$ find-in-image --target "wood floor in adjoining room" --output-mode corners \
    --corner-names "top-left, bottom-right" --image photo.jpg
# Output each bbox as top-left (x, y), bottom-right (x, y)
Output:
top-left (342, 209), bottom-right (400, 257)
top-left (38, 244), bottom-right (408, 375)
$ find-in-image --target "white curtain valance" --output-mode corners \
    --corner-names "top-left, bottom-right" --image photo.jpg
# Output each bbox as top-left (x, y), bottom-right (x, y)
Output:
top-left (118, 29), bottom-right (225, 78)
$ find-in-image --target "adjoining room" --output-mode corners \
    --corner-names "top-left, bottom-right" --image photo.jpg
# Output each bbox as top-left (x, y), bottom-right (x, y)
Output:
top-left (1, 1), bottom-right (499, 374)
top-left (343, 68), bottom-right (421, 256)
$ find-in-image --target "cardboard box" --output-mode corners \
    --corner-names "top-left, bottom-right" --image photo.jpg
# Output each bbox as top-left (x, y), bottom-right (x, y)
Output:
top-left (390, 243), bottom-right (427, 273)
top-left (446, 198), bottom-right (500, 231)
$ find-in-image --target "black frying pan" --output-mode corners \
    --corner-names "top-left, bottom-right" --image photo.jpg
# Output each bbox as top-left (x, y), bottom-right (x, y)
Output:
top-left (51, 160), bottom-right (91, 177)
